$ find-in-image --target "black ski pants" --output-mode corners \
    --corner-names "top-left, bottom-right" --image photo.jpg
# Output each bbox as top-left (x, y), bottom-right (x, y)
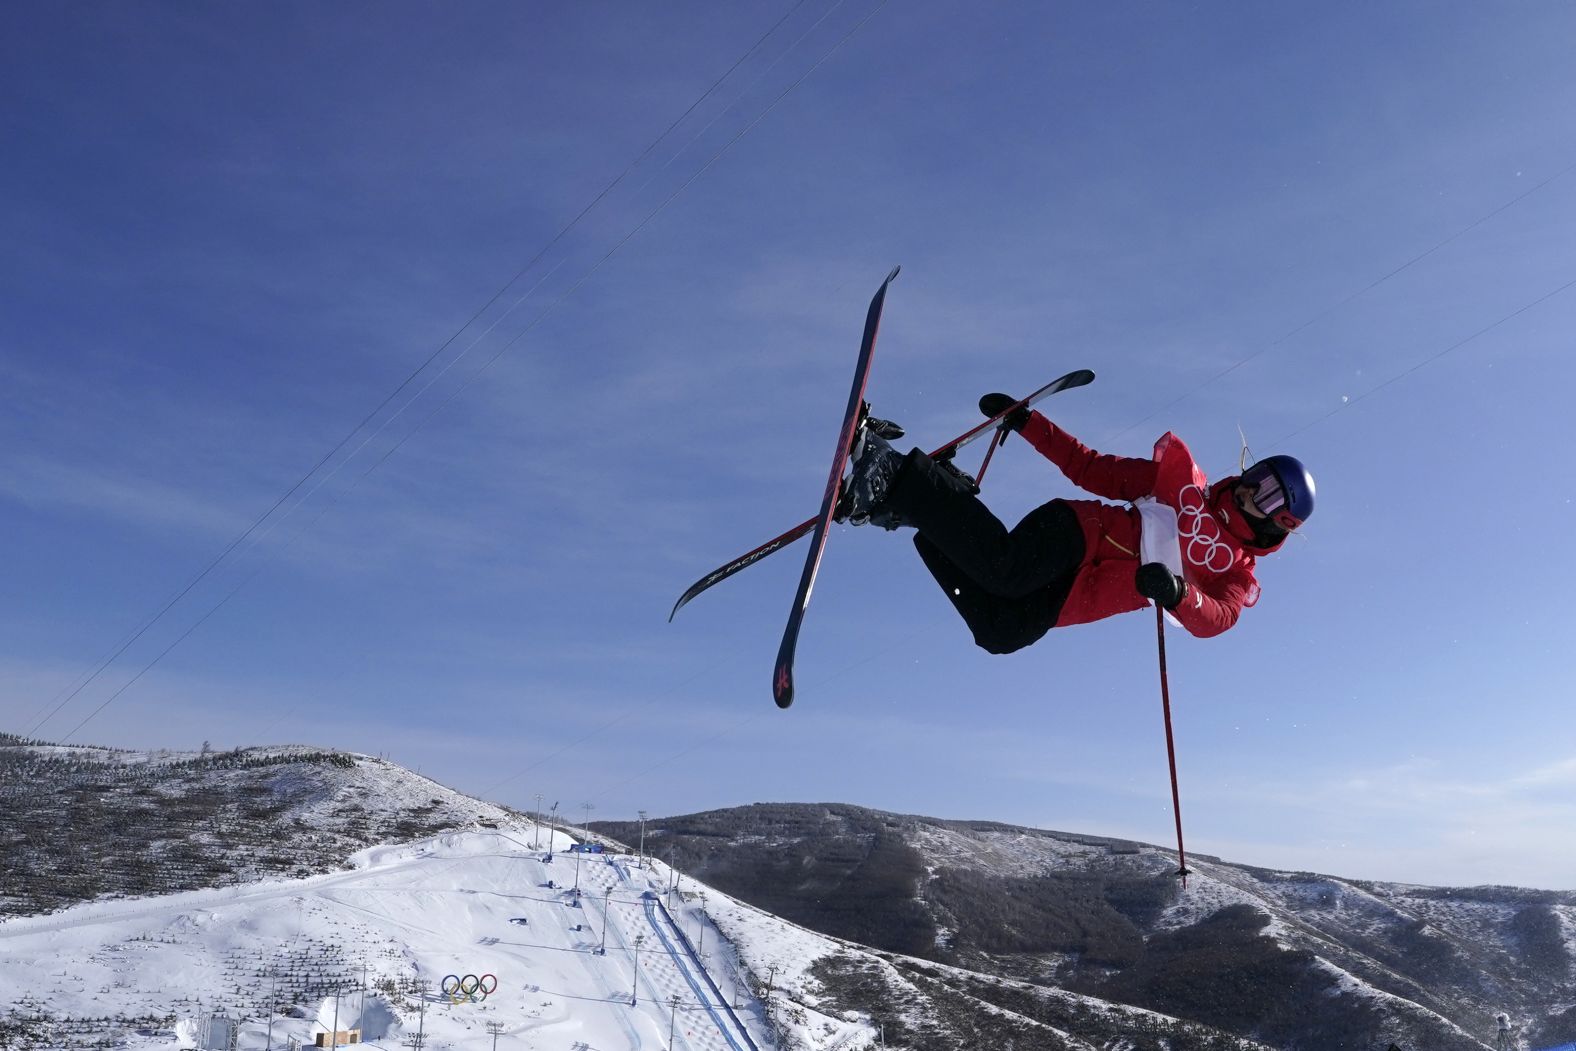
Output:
top-left (886, 449), bottom-right (1086, 654)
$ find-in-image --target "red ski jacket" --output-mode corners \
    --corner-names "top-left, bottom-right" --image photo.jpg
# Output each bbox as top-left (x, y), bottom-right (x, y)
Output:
top-left (1020, 413), bottom-right (1283, 638)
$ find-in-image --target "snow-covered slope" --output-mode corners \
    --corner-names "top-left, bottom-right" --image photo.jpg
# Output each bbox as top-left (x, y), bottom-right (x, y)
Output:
top-left (0, 828), bottom-right (791, 1050)
top-left (0, 735), bottom-right (893, 1050)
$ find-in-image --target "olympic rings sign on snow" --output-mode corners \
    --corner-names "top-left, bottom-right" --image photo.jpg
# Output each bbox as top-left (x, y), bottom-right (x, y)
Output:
top-left (441, 973), bottom-right (499, 1004)
top-left (1175, 484), bottom-right (1235, 574)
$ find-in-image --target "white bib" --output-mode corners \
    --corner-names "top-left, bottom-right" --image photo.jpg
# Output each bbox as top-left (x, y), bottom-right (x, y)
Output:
top-left (1135, 496), bottom-right (1183, 626)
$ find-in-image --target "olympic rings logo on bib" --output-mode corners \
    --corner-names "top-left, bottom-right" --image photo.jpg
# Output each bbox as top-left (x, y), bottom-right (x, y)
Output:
top-left (1176, 484), bottom-right (1235, 574)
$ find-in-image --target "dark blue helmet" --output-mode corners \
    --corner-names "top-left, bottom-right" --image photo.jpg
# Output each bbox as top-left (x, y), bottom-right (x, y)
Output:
top-left (1240, 454), bottom-right (1315, 530)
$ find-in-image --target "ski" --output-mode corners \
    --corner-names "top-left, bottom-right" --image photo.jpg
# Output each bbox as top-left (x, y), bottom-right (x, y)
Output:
top-left (670, 367), bottom-right (1095, 622)
top-left (773, 266), bottom-right (901, 708)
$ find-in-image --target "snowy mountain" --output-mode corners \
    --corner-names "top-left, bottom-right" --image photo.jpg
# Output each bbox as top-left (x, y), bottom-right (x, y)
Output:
top-left (0, 734), bottom-right (519, 918)
top-left (593, 803), bottom-right (1576, 1051)
top-left (2, 738), bottom-right (1570, 1050)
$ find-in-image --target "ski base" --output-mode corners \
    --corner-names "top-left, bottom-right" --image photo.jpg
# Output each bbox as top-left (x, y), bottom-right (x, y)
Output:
top-left (772, 266), bottom-right (900, 707)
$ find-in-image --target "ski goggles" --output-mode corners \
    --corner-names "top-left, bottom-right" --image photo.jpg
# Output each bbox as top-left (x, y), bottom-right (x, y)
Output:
top-left (1240, 462), bottom-right (1301, 530)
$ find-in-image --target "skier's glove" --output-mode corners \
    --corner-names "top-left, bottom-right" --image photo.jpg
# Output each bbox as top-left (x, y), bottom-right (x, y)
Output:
top-left (1135, 563), bottom-right (1188, 610)
top-left (979, 393), bottom-right (1031, 432)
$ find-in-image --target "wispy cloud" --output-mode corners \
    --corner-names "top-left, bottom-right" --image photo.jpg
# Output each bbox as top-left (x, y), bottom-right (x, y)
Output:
top-left (1185, 754), bottom-right (1576, 888)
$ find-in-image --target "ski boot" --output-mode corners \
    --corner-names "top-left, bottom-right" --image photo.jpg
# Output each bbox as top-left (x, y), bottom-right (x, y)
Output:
top-left (834, 404), bottom-right (906, 528)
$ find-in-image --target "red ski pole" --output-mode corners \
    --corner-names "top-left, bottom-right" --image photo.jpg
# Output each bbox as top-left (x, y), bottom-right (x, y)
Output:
top-left (1155, 604), bottom-right (1190, 885)
top-left (972, 425), bottom-right (1012, 487)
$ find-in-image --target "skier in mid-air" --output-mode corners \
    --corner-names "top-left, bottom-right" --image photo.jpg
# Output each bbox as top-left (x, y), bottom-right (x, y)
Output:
top-left (834, 393), bottom-right (1315, 653)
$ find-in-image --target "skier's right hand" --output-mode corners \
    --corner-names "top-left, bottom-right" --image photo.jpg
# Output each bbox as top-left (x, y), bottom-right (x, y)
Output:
top-left (979, 393), bottom-right (1030, 432)
top-left (1136, 563), bottom-right (1188, 610)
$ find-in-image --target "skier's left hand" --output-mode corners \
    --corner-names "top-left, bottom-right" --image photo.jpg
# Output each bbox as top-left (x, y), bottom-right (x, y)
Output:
top-left (979, 393), bottom-right (1031, 432)
top-left (1135, 563), bottom-right (1187, 610)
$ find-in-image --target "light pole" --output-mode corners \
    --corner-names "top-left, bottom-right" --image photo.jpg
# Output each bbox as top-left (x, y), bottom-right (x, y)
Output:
top-left (637, 809), bottom-right (648, 868)
top-left (630, 934), bottom-right (645, 1005)
top-left (486, 1021), bottom-right (504, 1051)
top-left (696, 892), bottom-right (708, 957)
top-left (668, 995), bottom-right (682, 1048)
top-left (533, 793), bottom-right (544, 849)
top-left (328, 981), bottom-right (342, 1051)
top-left (598, 888), bottom-right (612, 955)
top-left (547, 802), bottom-right (559, 859)
top-left (574, 801), bottom-right (594, 895)
top-left (409, 978), bottom-right (429, 1050)
top-left (264, 967), bottom-right (278, 1050)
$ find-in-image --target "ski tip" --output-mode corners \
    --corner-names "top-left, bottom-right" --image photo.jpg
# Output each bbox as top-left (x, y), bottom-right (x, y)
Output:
top-left (884, 264), bottom-right (901, 285)
top-left (773, 665), bottom-right (794, 709)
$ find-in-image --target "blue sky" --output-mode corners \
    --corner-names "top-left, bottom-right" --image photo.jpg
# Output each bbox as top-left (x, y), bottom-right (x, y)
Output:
top-left (5, 1), bottom-right (1576, 889)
